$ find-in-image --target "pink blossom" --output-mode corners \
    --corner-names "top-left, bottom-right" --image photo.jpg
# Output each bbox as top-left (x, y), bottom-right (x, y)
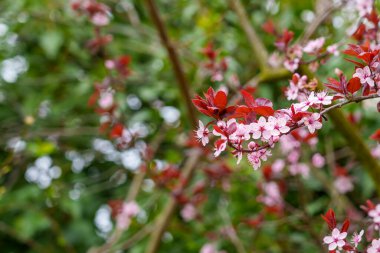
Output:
top-left (200, 243), bottom-right (226, 253)
top-left (268, 52), bottom-right (282, 68)
top-left (351, 229), bottom-right (364, 248)
top-left (323, 228), bottom-right (347, 251)
top-left (327, 44), bottom-right (339, 56)
top-left (284, 58), bottom-right (300, 72)
top-left (247, 146), bottom-right (271, 170)
top-left (287, 150), bottom-right (300, 164)
top-left (116, 201), bottom-right (140, 230)
top-left (196, 120), bottom-right (210, 146)
top-left (285, 82), bottom-right (299, 100)
top-left (267, 116), bottom-right (290, 136)
top-left (214, 139), bottom-right (227, 157)
top-left (355, 0), bottom-right (373, 17)
top-left (250, 117), bottom-right (272, 140)
top-left (231, 124), bottom-right (250, 142)
top-left (272, 159), bottom-right (285, 173)
top-left (285, 74), bottom-right (307, 100)
top-left (98, 91), bottom-right (114, 109)
top-left (91, 13), bottom-right (110, 26)
top-left (311, 91), bottom-right (333, 105)
top-left (312, 153), bottom-right (325, 168)
top-left (257, 181), bottom-right (283, 207)
top-left (353, 66), bottom-right (375, 87)
top-left (368, 239), bottom-right (380, 253)
top-left (213, 119), bottom-right (237, 140)
top-left (181, 204), bottom-right (197, 222)
top-left (372, 144), bottom-right (380, 159)
top-left (289, 163), bottom-right (309, 178)
top-left (369, 204), bottom-right (380, 229)
top-left (303, 37), bottom-right (325, 54)
top-left (294, 92), bottom-right (317, 111)
top-left (334, 176), bottom-right (354, 194)
top-left (301, 113), bottom-right (322, 134)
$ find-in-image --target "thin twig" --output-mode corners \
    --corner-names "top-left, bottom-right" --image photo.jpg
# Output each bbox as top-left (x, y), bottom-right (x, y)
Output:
top-left (145, 150), bottom-right (202, 253)
top-left (145, 0), bottom-right (197, 127)
top-left (228, 0), bottom-right (268, 71)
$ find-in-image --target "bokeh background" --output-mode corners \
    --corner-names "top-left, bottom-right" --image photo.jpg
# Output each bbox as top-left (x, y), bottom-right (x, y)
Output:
top-left (1, 0), bottom-right (380, 252)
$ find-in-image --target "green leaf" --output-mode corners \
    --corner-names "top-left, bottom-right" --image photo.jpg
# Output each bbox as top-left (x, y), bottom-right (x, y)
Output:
top-left (39, 30), bottom-right (64, 59)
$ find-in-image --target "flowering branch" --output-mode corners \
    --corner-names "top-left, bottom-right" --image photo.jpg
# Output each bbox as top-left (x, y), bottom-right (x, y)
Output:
top-left (320, 93), bottom-right (380, 115)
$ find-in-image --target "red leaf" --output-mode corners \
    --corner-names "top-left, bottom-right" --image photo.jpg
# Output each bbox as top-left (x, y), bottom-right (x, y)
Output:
top-left (110, 123), bottom-right (124, 138)
top-left (241, 89), bottom-right (255, 107)
top-left (322, 209), bottom-right (336, 230)
top-left (371, 129), bottom-right (380, 142)
top-left (346, 77), bottom-right (361, 94)
top-left (253, 106), bottom-right (275, 116)
top-left (341, 219), bottom-right (350, 232)
top-left (214, 90), bottom-right (227, 109)
top-left (344, 58), bottom-right (365, 68)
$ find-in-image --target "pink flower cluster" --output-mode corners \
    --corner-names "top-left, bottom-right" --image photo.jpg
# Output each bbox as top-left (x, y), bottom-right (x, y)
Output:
top-left (116, 201), bottom-right (140, 230)
top-left (71, 0), bottom-right (111, 26)
top-left (195, 74), bottom-right (333, 170)
top-left (322, 201), bottom-right (380, 252)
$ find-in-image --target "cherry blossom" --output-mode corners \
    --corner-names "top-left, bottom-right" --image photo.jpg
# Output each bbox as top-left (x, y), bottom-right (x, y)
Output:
top-left (257, 181), bottom-right (283, 207)
top-left (351, 230), bottom-right (364, 248)
top-left (355, 0), bottom-right (373, 17)
top-left (353, 66), bottom-right (375, 87)
top-left (214, 139), bottom-right (227, 157)
top-left (284, 58), bottom-right (300, 72)
top-left (301, 113), bottom-right (322, 134)
top-left (323, 228), bottom-right (347, 251)
top-left (116, 201), bottom-right (140, 229)
top-left (312, 153), bottom-right (325, 168)
top-left (368, 204), bottom-right (380, 230)
top-left (289, 163), bottom-right (309, 178)
top-left (368, 239), bottom-right (380, 253)
top-left (196, 120), bottom-right (210, 146)
top-left (268, 116), bottom-right (290, 136)
top-left (181, 204), bottom-right (197, 222)
top-left (327, 44), bottom-right (339, 56)
top-left (303, 37), bottom-right (325, 54)
top-left (250, 117), bottom-right (273, 140)
top-left (311, 91), bottom-right (333, 105)
top-left (200, 243), bottom-right (226, 253)
top-left (334, 176), bottom-right (354, 194)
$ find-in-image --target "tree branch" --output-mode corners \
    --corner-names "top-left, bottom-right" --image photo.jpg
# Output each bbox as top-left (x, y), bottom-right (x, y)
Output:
top-left (145, 150), bottom-right (202, 253)
top-left (228, 0), bottom-right (268, 71)
top-left (145, 0), bottom-right (197, 127)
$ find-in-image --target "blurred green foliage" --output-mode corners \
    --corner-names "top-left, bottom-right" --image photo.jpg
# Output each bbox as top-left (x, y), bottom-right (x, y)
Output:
top-left (0, 0), bottom-right (379, 252)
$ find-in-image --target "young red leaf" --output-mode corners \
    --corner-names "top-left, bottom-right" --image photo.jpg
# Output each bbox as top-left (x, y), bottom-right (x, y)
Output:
top-left (341, 218), bottom-right (350, 232)
top-left (253, 106), bottom-right (275, 117)
top-left (346, 77), bottom-right (361, 94)
top-left (371, 129), bottom-right (380, 142)
top-left (214, 90), bottom-right (227, 109)
top-left (241, 89), bottom-right (255, 107)
top-left (322, 209), bottom-right (337, 230)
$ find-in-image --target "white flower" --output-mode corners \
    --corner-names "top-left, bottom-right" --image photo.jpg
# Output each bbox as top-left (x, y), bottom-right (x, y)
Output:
top-left (250, 117), bottom-right (273, 140)
top-left (312, 91), bottom-right (333, 105)
top-left (353, 66), bottom-right (375, 87)
top-left (303, 37), bottom-right (325, 54)
top-left (196, 120), bottom-right (209, 146)
top-left (368, 239), bottom-right (380, 253)
top-left (301, 113), bottom-right (322, 134)
top-left (351, 230), bottom-right (364, 248)
top-left (323, 228), bottom-right (347, 251)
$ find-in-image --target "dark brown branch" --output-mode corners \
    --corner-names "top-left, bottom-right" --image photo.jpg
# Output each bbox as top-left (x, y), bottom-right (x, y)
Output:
top-left (145, 150), bottom-right (201, 253)
top-left (145, 0), bottom-right (197, 127)
top-left (228, 0), bottom-right (268, 71)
